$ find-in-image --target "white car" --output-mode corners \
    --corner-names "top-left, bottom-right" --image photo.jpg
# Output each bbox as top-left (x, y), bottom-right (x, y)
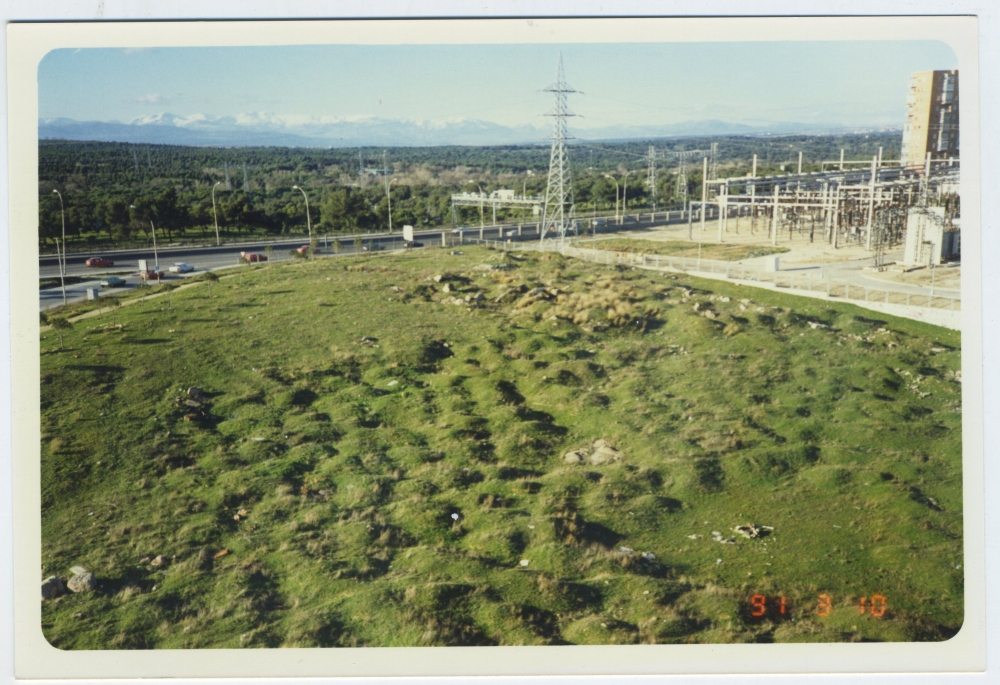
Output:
top-left (169, 262), bottom-right (194, 274)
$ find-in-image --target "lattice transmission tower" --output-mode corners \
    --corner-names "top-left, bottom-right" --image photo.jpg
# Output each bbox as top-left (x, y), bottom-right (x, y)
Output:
top-left (540, 54), bottom-right (579, 245)
top-left (675, 156), bottom-right (689, 206)
top-left (708, 142), bottom-right (719, 180)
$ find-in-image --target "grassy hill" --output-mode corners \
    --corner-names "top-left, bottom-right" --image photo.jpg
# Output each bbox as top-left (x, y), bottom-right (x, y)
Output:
top-left (39, 246), bottom-right (962, 648)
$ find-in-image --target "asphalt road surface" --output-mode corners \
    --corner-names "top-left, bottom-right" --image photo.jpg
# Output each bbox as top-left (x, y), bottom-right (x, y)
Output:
top-left (39, 213), bottom-right (688, 311)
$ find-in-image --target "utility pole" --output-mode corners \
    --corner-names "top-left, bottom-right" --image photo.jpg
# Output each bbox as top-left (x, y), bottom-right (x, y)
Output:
top-left (771, 184), bottom-right (780, 247)
top-left (797, 150), bottom-right (803, 175)
top-left (55, 238), bottom-right (66, 306)
top-left (212, 181), bottom-right (222, 246)
top-left (133, 149), bottom-right (140, 174)
top-left (539, 53), bottom-right (579, 247)
top-left (224, 162), bottom-right (232, 191)
top-left (700, 157), bottom-right (708, 232)
top-left (51, 189), bottom-right (68, 303)
top-left (647, 146), bottom-right (657, 211)
top-left (839, 149), bottom-right (845, 172)
top-left (865, 156), bottom-right (877, 250)
top-left (718, 181), bottom-right (725, 244)
top-left (243, 162), bottom-right (250, 193)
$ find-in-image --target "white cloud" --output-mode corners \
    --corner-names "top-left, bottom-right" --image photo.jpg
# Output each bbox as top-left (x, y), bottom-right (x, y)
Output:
top-left (134, 93), bottom-right (169, 105)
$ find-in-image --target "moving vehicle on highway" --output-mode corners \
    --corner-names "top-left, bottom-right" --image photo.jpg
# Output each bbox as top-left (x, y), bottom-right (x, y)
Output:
top-left (403, 240), bottom-right (424, 249)
top-left (139, 268), bottom-right (163, 281)
top-left (99, 276), bottom-right (127, 288)
top-left (240, 252), bottom-right (268, 263)
top-left (169, 262), bottom-right (194, 273)
top-left (362, 242), bottom-right (384, 252)
top-left (85, 256), bottom-right (114, 267)
top-left (295, 245), bottom-right (315, 255)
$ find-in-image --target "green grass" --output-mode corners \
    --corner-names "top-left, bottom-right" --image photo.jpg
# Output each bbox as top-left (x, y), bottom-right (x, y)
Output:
top-left (39, 246), bottom-right (962, 648)
top-left (581, 238), bottom-right (790, 261)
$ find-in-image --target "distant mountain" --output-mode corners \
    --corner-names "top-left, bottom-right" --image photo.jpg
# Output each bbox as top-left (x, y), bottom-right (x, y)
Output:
top-left (38, 113), bottom-right (895, 148)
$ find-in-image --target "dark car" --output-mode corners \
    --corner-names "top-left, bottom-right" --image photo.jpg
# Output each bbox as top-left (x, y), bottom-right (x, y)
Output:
top-left (362, 242), bottom-right (385, 252)
top-left (241, 252), bottom-right (268, 263)
top-left (99, 276), bottom-right (127, 288)
top-left (403, 240), bottom-right (424, 249)
top-left (85, 256), bottom-right (114, 267)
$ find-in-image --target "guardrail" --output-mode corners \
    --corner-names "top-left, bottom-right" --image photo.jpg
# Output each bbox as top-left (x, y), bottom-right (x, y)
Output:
top-left (484, 239), bottom-right (960, 312)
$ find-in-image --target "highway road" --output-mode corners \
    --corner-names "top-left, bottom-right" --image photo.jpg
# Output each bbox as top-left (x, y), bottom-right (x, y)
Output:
top-left (39, 211), bottom-right (693, 311)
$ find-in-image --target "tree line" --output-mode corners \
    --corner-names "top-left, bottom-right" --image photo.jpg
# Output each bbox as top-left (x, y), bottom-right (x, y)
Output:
top-left (38, 132), bottom-right (903, 252)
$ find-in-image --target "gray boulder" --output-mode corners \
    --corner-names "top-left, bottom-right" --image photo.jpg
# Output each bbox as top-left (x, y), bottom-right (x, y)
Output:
top-left (563, 450), bottom-right (587, 465)
top-left (67, 572), bottom-right (97, 594)
top-left (41, 576), bottom-right (65, 600)
top-left (588, 439), bottom-right (623, 465)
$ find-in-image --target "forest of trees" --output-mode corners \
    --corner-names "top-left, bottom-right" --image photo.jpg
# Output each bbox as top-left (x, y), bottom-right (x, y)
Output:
top-left (37, 132), bottom-right (902, 253)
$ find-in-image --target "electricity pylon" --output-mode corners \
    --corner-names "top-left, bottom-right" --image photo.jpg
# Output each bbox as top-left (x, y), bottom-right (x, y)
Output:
top-left (540, 53), bottom-right (579, 246)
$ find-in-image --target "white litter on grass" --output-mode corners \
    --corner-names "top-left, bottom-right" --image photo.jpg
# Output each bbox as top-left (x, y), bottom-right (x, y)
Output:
top-left (687, 534), bottom-right (701, 540)
top-left (519, 559), bottom-right (530, 567)
top-left (716, 559), bottom-right (723, 565)
top-left (387, 380), bottom-right (398, 387)
top-left (250, 437), bottom-right (265, 442)
top-left (451, 513), bottom-right (459, 521)
top-left (527, 525), bottom-right (535, 529)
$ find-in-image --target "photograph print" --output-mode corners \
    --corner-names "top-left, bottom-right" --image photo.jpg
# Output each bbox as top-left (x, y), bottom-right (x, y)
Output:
top-left (36, 33), bottom-right (964, 649)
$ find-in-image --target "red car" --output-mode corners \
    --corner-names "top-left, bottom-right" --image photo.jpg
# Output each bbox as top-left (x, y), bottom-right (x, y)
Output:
top-left (139, 269), bottom-right (163, 280)
top-left (296, 245), bottom-right (311, 255)
top-left (241, 252), bottom-right (268, 263)
top-left (85, 256), bottom-right (114, 267)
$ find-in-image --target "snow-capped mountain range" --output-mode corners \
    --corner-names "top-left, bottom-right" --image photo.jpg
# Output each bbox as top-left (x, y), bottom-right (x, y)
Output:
top-left (38, 112), bottom-right (894, 148)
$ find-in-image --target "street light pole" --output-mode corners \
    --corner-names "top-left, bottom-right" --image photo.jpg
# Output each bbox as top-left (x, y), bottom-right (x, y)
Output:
top-left (150, 219), bottom-right (158, 267)
top-left (603, 174), bottom-right (620, 221)
top-left (211, 181), bottom-right (222, 246)
top-left (292, 185), bottom-right (312, 240)
top-left (622, 170), bottom-right (634, 223)
top-left (51, 189), bottom-right (67, 306)
top-left (387, 178), bottom-right (399, 234)
top-left (55, 238), bottom-right (66, 307)
top-left (130, 204), bottom-right (158, 267)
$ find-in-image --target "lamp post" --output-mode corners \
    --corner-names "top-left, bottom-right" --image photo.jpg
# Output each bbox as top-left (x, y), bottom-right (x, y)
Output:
top-left (211, 181), bottom-right (222, 246)
top-left (622, 170), bottom-right (635, 222)
top-left (476, 183), bottom-right (486, 230)
top-left (603, 174), bottom-right (620, 221)
top-left (387, 178), bottom-right (399, 233)
top-left (292, 185), bottom-right (312, 240)
top-left (130, 205), bottom-right (158, 267)
top-left (51, 189), bottom-right (67, 306)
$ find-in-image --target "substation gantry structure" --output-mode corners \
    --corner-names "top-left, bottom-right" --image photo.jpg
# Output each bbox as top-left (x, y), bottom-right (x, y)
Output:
top-left (690, 150), bottom-right (960, 252)
top-left (645, 143), bottom-right (719, 209)
top-left (449, 189), bottom-right (544, 228)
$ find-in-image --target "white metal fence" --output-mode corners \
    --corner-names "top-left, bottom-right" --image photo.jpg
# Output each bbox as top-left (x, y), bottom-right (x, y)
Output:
top-left (484, 239), bottom-right (961, 312)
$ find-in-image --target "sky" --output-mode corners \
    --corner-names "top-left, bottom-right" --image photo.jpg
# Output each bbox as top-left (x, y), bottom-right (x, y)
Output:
top-left (38, 41), bottom-right (958, 129)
